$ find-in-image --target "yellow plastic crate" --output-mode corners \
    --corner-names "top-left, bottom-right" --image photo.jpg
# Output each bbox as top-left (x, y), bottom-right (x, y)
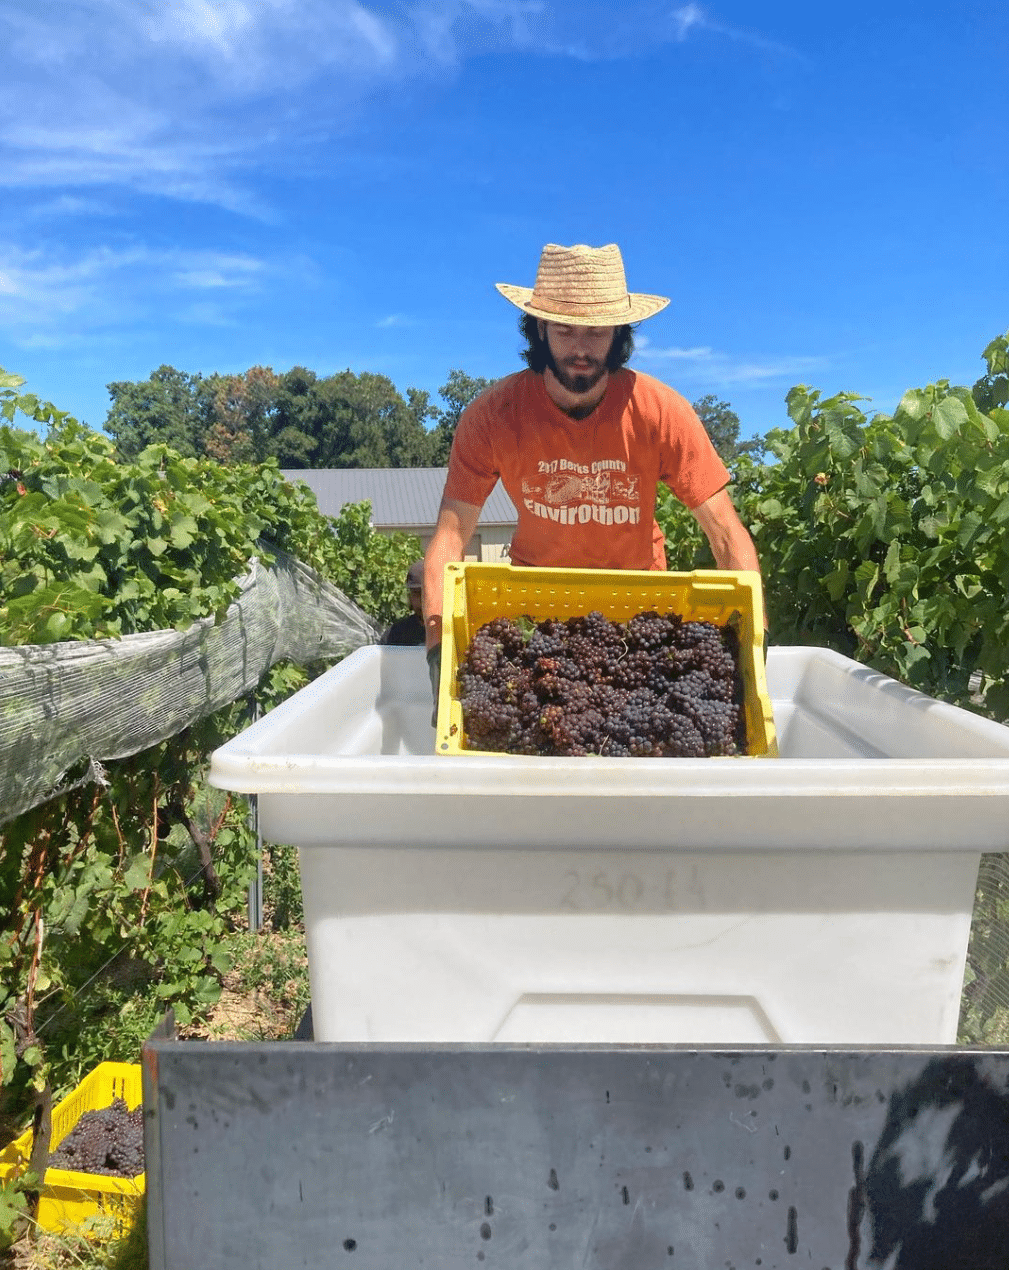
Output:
top-left (0, 1061), bottom-right (144, 1236)
top-left (435, 563), bottom-right (777, 758)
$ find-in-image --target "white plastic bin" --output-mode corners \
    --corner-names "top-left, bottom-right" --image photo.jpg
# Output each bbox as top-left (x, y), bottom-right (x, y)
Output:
top-left (210, 646), bottom-right (1009, 1045)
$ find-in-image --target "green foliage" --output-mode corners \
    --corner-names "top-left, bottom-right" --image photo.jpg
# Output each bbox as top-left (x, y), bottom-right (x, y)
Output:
top-left (426, 369), bottom-right (496, 464)
top-left (1, 370), bottom-right (75, 433)
top-left (264, 843), bottom-right (304, 930)
top-left (691, 394), bottom-right (741, 463)
top-left (660, 332), bottom-right (1009, 719)
top-left (655, 452), bottom-right (765, 573)
top-left (656, 394), bottom-right (764, 568)
top-left (972, 332), bottom-right (1009, 416)
top-left (104, 362), bottom-right (497, 470)
top-left (654, 484), bottom-right (711, 570)
top-left (751, 371), bottom-right (1009, 710)
top-left (104, 365), bottom-right (213, 460)
top-left (958, 855), bottom-right (1009, 1045)
top-left (0, 417), bottom-right (419, 643)
top-left (0, 711), bottom-right (261, 1114)
top-left (0, 1175), bottom-right (32, 1251)
top-left (0, 376), bottom-right (419, 1237)
top-left (276, 368), bottom-right (432, 469)
top-left (228, 926), bottom-right (310, 1024)
top-left (316, 500), bottom-right (420, 627)
top-left (5, 1198), bottom-right (148, 1269)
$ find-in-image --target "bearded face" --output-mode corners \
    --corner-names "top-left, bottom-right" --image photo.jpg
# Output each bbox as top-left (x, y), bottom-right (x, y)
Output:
top-left (540, 322), bottom-right (617, 395)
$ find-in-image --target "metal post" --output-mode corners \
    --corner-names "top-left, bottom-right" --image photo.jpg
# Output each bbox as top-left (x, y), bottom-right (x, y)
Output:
top-left (246, 702), bottom-right (264, 932)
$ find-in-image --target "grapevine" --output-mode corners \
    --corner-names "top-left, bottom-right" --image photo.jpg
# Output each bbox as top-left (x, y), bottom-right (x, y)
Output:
top-left (0, 388), bottom-right (421, 1209)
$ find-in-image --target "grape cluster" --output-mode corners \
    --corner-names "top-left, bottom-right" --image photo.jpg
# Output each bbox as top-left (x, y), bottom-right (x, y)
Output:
top-left (48, 1098), bottom-right (144, 1178)
top-left (458, 609), bottom-right (747, 758)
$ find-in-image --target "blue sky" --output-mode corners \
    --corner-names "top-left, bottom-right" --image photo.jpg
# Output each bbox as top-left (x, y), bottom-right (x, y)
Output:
top-left (1, 1), bottom-right (1005, 443)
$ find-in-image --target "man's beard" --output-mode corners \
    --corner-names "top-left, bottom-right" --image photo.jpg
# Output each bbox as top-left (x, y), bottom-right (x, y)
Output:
top-left (544, 347), bottom-right (608, 396)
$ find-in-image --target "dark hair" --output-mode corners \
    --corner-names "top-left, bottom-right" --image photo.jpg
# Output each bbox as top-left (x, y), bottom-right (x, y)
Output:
top-left (518, 314), bottom-right (636, 374)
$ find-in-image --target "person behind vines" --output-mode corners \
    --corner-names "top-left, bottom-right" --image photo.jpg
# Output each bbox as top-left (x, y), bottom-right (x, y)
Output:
top-left (379, 560), bottom-right (425, 646)
top-left (422, 241), bottom-right (762, 692)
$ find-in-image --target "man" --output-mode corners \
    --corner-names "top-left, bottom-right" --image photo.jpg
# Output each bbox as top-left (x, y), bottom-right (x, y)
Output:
top-left (380, 560), bottom-right (425, 646)
top-left (423, 241), bottom-right (761, 655)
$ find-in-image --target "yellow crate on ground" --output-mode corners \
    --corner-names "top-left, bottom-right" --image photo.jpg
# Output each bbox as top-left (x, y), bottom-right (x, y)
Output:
top-left (435, 562), bottom-right (777, 758)
top-left (0, 1061), bottom-right (144, 1236)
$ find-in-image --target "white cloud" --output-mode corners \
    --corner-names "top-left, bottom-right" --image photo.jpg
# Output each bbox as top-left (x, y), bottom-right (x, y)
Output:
top-left (143, 0), bottom-right (260, 56)
top-left (0, 1), bottom-right (406, 207)
top-left (376, 314), bottom-right (412, 328)
top-left (637, 341), bottom-right (716, 361)
top-left (635, 339), bottom-right (827, 386)
top-left (671, 4), bottom-right (704, 41)
top-left (665, 3), bottom-right (807, 63)
top-left (137, 0), bottom-right (400, 81)
top-left (173, 256), bottom-right (264, 290)
top-left (176, 301), bottom-right (242, 327)
top-left (0, 1), bottom-right (557, 212)
top-left (0, 1), bottom-right (806, 211)
top-left (0, 244), bottom-right (269, 345)
top-left (21, 194), bottom-right (119, 220)
top-left (410, 0), bottom-right (545, 63)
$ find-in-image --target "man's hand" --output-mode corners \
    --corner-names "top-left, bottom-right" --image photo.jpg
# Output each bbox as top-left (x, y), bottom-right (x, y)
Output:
top-left (426, 643), bottom-right (442, 727)
top-left (427, 642), bottom-right (441, 699)
top-left (423, 497), bottom-right (482, 648)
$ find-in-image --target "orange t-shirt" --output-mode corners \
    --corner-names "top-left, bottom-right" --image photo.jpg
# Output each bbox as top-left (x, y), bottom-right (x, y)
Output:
top-left (444, 369), bottom-right (730, 570)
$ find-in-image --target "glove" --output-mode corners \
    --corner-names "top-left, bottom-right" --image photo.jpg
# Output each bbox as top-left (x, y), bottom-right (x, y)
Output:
top-left (426, 643), bottom-right (442, 727)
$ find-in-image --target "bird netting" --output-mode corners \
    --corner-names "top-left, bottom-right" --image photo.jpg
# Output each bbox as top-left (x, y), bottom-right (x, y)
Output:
top-left (0, 552), bottom-right (378, 827)
top-left (959, 852), bottom-right (1009, 1044)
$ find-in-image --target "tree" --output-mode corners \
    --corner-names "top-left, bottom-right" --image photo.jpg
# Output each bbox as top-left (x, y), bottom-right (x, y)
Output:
top-left (103, 363), bottom-right (499, 469)
top-left (691, 395), bottom-right (741, 464)
top-left (377, 378), bottom-right (437, 468)
top-left (407, 387), bottom-right (438, 452)
top-left (271, 367), bottom-right (322, 467)
top-left (691, 394), bottom-right (766, 466)
top-left (303, 370), bottom-right (432, 468)
top-left (204, 366), bottom-right (280, 465)
top-left (105, 365), bottom-right (212, 459)
top-left (427, 370), bottom-right (496, 464)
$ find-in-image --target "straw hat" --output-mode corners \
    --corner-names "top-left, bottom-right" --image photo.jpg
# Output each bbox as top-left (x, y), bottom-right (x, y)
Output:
top-left (496, 243), bottom-right (669, 326)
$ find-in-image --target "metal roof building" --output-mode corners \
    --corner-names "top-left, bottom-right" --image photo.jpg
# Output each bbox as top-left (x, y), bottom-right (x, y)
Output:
top-left (280, 467), bottom-right (517, 562)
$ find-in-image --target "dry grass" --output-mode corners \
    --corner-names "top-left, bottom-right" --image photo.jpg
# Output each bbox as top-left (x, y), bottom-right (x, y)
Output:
top-left (6, 1208), bottom-right (145, 1270)
top-left (194, 926), bottom-right (310, 1043)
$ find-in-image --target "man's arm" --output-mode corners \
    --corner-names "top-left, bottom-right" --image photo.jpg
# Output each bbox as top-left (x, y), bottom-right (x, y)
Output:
top-left (691, 489), bottom-right (767, 631)
top-left (690, 487), bottom-right (761, 573)
top-left (423, 497), bottom-right (483, 649)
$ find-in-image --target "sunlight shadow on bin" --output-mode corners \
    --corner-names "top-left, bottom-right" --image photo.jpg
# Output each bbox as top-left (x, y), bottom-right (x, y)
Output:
top-left (491, 992), bottom-right (783, 1044)
top-left (856, 1056), bottom-right (1009, 1270)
